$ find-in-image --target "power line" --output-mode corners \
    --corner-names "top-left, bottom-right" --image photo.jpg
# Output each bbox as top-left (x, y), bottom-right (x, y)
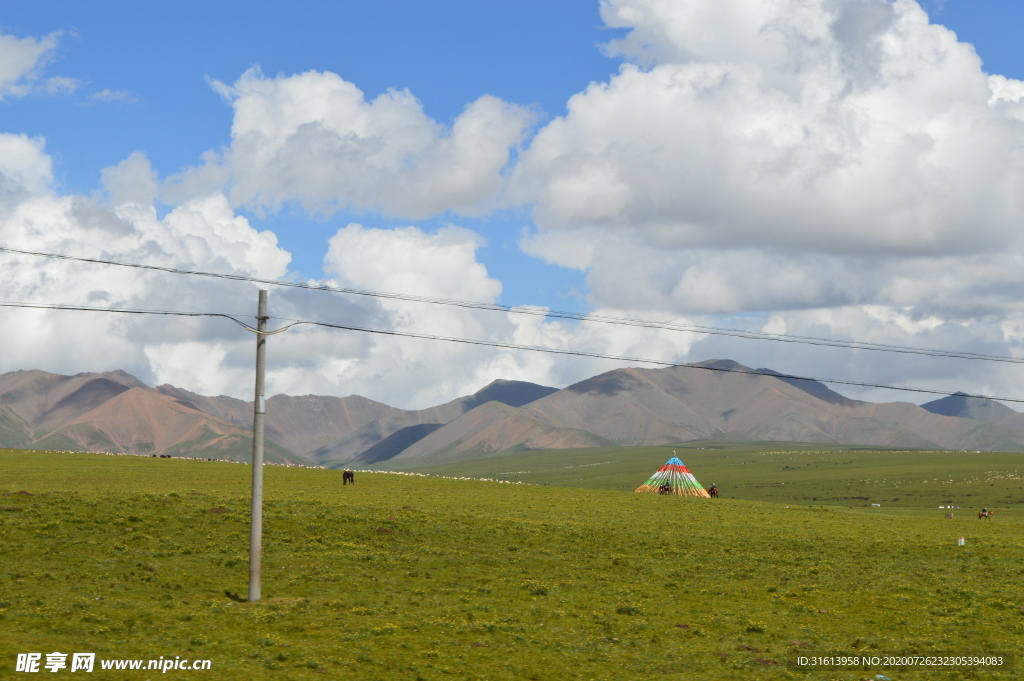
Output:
top-left (1, 245), bottom-right (1021, 365)
top-left (0, 300), bottom-right (299, 335)
top-left (2, 298), bottom-right (1017, 405)
top-left (277, 317), bottom-right (1024, 405)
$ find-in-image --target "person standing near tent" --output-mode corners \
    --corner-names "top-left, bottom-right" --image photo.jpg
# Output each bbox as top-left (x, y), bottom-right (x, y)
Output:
top-left (708, 484), bottom-right (718, 498)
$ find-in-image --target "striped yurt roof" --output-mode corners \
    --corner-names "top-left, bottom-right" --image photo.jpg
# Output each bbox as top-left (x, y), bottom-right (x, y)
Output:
top-left (635, 453), bottom-right (710, 498)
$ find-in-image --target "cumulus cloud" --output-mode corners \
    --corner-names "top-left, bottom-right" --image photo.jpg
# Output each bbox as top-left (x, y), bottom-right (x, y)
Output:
top-left (99, 152), bottom-right (158, 206)
top-left (508, 6), bottom-right (1024, 314)
top-left (517, 0), bottom-right (1024, 261)
top-left (0, 134), bottom-right (1015, 409)
top-left (8, 3), bottom-right (1024, 408)
top-left (0, 137), bottom-right (696, 408)
top-left (0, 134), bottom-right (53, 197)
top-left (0, 30), bottom-right (72, 98)
top-left (325, 224), bottom-right (501, 304)
top-left (166, 68), bottom-right (534, 219)
top-left (501, 0), bottom-right (1024, 400)
top-left (310, 223), bottom-right (702, 408)
top-left (0, 139), bottom-right (297, 396)
top-left (204, 221), bottom-right (698, 409)
top-left (1, 26), bottom-right (670, 406)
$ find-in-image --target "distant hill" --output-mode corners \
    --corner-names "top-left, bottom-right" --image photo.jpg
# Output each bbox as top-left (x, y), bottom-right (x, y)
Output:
top-left (307, 379), bottom-right (560, 466)
top-left (346, 423), bottom-right (445, 466)
top-left (0, 369), bottom-right (558, 463)
top-left (365, 360), bottom-right (1024, 469)
top-left (0, 370), bottom-right (296, 462)
top-left (920, 392), bottom-right (1016, 422)
top-left (155, 386), bottom-right (414, 458)
top-left (5, 363), bottom-right (1024, 467)
top-left (752, 366), bottom-right (863, 407)
top-left (156, 378), bottom-right (558, 464)
top-left (377, 401), bottom-right (614, 468)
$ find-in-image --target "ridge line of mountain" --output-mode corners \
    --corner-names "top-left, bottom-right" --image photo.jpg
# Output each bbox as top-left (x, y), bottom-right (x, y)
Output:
top-left (1, 363), bottom-right (1020, 466)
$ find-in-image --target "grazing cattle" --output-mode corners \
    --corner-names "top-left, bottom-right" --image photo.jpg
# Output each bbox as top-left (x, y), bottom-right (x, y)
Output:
top-left (343, 470), bottom-right (355, 485)
top-left (945, 513), bottom-right (954, 519)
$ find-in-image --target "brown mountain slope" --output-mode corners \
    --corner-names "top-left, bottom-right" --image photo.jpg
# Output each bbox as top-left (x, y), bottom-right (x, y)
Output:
top-left (521, 367), bottom-right (718, 443)
top-left (844, 402), bottom-right (1024, 451)
top-left (52, 387), bottom-right (231, 453)
top-left (0, 370), bottom-right (297, 461)
top-left (154, 385), bottom-right (252, 427)
top-left (547, 361), bottom-right (1024, 451)
top-left (310, 417), bottom-right (429, 466)
top-left (40, 387), bottom-right (298, 462)
top-left (0, 369), bottom-right (149, 434)
top-left (307, 380), bottom-right (559, 465)
top-left (349, 423), bottom-right (446, 466)
top-left (374, 363), bottom-right (854, 466)
top-left (513, 362), bottom-right (839, 445)
top-left (377, 361), bottom-right (1024, 467)
top-left (10, 364), bottom-right (1024, 467)
top-left (4, 369), bottom-right (558, 463)
top-left (267, 394), bottom-right (409, 457)
top-left (920, 392), bottom-right (1016, 422)
top-left (155, 385), bottom-right (412, 457)
top-left (376, 401), bottom-right (614, 468)
top-left (524, 362), bottom-right (952, 449)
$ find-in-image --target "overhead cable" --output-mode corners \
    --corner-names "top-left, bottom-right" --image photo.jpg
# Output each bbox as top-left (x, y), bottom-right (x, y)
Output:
top-left (276, 317), bottom-right (1024, 405)
top-left (2, 299), bottom-right (1017, 405)
top-left (1, 245), bottom-right (1021, 365)
top-left (0, 300), bottom-right (298, 336)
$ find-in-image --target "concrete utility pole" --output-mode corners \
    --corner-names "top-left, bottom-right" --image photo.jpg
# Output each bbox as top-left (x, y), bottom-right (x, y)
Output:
top-left (248, 289), bottom-right (268, 602)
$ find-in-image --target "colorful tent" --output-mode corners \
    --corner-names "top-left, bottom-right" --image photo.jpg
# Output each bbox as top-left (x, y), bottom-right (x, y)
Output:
top-left (635, 453), bottom-right (710, 497)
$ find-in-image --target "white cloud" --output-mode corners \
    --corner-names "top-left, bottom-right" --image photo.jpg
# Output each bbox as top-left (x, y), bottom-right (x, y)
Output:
top-left (7, 2), bottom-right (1024, 411)
top-left (89, 88), bottom-right (137, 103)
top-left (314, 223), bottom-right (522, 407)
top-left (325, 224), bottom-right (501, 303)
top-left (43, 76), bottom-right (77, 95)
top-left (3, 139), bottom-right (1023, 409)
top-left (263, 222), bottom-right (705, 408)
top-left (517, 0), bottom-right (1024, 263)
top-left (166, 68), bottom-right (534, 219)
top-left (99, 152), bottom-right (158, 206)
top-left (0, 134), bottom-right (53, 198)
top-left (0, 140), bottom-right (697, 408)
top-left (0, 30), bottom-right (70, 99)
top-left (145, 342), bottom-right (232, 396)
top-left (508, 0), bottom-right (1024, 330)
top-left (519, 228), bottom-right (595, 271)
top-left (0, 144), bottom-right (295, 397)
top-left (495, 0), bottom-right (1024, 403)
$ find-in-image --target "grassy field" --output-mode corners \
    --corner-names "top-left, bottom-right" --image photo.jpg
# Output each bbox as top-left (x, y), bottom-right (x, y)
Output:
top-left (2, 448), bottom-right (1023, 680)
top-left (411, 442), bottom-right (1024, 509)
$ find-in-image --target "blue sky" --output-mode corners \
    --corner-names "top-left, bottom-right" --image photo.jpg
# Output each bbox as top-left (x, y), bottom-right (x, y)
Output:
top-left (2, 0), bottom-right (1024, 405)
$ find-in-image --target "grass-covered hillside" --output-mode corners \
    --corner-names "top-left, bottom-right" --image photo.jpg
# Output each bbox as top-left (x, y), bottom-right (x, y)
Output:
top-left (1, 449), bottom-right (1022, 680)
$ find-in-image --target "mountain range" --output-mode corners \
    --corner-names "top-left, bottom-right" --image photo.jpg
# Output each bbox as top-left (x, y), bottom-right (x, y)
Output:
top-left (2, 360), bottom-right (1024, 467)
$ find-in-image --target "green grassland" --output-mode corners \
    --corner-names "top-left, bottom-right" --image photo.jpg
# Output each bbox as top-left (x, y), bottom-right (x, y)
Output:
top-left (1, 448), bottom-right (1023, 680)
top-left (411, 441), bottom-right (1024, 509)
